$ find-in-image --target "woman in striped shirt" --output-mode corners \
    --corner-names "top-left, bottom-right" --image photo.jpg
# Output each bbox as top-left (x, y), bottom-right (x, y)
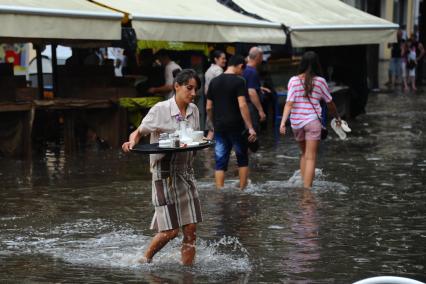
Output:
top-left (279, 51), bottom-right (341, 189)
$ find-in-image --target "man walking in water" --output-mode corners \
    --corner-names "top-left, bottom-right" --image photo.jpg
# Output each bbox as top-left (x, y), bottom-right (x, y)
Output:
top-left (243, 47), bottom-right (270, 133)
top-left (206, 55), bottom-right (257, 190)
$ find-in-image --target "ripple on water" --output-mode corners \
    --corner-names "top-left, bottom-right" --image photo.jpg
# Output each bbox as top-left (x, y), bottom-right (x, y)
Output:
top-left (195, 168), bottom-right (349, 197)
top-left (242, 169), bottom-right (348, 195)
top-left (0, 216), bottom-right (26, 221)
top-left (0, 219), bottom-right (251, 276)
top-left (268, 225), bottom-right (285, 230)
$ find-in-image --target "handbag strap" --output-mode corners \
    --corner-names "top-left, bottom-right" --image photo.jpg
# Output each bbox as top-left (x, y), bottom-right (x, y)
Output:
top-left (300, 78), bottom-right (323, 124)
top-left (306, 95), bottom-right (323, 124)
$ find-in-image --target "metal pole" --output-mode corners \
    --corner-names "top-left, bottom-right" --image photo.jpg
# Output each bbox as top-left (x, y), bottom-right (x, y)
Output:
top-left (51, 44), bottom-right (58, 98)
top-left (35, 45), bottom-right (44, 100)
top-left (0, 5), bottom-right (122, 20)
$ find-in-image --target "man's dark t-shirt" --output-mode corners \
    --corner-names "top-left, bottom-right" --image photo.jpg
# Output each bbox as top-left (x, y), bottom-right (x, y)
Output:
top-left (242, 65), bottom-right (261, 102)
top-left (207, 73), bottom-right (246, 132)
top-left (391, 40), bottom-right (402, 58)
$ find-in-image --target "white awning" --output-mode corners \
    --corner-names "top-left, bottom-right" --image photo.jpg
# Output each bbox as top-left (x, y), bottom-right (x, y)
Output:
top-left (92, 0), bottom-right (286, 44)
top-left (232, 0), bottom-right (399, 47)
top-left (0, 0), bottom-right (122, 41)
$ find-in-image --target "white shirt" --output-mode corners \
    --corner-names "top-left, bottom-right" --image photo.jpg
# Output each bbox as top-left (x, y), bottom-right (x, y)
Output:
top-left (137, 97), bottom-right (200, 174)
top-left (204, 64), bottom-right (223, 94)
top-left (164, 61), bottom-right (182, 99)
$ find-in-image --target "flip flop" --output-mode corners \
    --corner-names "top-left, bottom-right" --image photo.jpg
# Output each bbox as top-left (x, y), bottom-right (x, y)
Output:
top-left (340, 120), bottom-right (351, 132)
top-left (331, 118), bottom-right (347, 140)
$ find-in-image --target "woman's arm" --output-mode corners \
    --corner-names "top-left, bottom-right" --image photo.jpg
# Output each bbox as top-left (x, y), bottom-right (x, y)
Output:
top-left (122, 129), bottom-right (142, 152)
top-left (326, 101), bottom-right (341, 125)
top-left (206, 99), bottom-right (214, 127)
top-left (417, 43), bottom-right (425, 61)
top-left (238, 96), bottom-right (257, 142)
top-left (279, 101), bottom-right (293, 135)
top-left (122, 105), bottom-right (160, 152)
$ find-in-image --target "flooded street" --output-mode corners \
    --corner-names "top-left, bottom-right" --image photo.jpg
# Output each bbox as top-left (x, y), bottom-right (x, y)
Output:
top-left (1, 91), bottom-right (426, 283)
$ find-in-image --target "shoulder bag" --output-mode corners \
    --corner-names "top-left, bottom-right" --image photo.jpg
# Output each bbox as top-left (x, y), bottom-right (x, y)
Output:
top-left (299, 77), bottom-right (328, 140)
top-left (306, 95), bottom-right (328, 140)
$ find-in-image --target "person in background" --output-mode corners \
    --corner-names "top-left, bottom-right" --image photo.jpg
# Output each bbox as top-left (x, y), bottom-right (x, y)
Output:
top-left (122, 69), bottom-right (202, 265)
top-left (259, 60), bottom-right (276, 130)
top-left (405, 38), bottom-right (418, 91)
top-left (401, 25), bottom-right (408, 41)
top-left (65, 48), bottom-right (85, 66)
top-left (206, 55), bottom-right (256, 190)
top-left (243, 47), bottom-right (270, 133)
top-left (204, 50), bottom-right (227, 140)
top-left (147, 49), bottom-right (182, 99)
top-left (387, 29), bottom-right (403, 89)
top-left (83, 48), bottom-right (102, 66)
top-left (410, 33), bottom-right (425, 86)
top-left (280, 51), bottom-right (341, 189)
top-left (401, 40), bottom-right (410, 91)
top-left (107, 47), bottom-right (125, 77)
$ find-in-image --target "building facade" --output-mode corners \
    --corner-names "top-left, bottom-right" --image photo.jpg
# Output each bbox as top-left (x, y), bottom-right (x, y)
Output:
top-left (343, 0), bottom-right (423, 59)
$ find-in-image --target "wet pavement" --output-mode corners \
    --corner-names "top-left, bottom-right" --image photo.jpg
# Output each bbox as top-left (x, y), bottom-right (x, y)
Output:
top-left (1, 89), bottom-right (426, 283)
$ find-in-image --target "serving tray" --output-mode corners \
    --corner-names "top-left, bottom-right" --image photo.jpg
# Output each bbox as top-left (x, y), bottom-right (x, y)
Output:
top-left (131, 141), bottom-right (215, 154)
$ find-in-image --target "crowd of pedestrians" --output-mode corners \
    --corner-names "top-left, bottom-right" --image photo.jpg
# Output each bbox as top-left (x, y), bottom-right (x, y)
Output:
top-left (122, 47), bottom-right (342, 265)
top-left (388, 28), bottom-right (425, 91)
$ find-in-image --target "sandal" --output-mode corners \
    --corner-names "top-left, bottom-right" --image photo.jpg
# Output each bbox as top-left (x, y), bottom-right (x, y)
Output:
top-left (331, 118), bottom-right (347, 140)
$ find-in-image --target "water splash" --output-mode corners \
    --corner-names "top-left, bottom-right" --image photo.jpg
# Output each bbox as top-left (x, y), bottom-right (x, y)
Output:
top-left (0, 219), bottom-right (251, 275)
top-left (241, 169), bottom-right (348, 194)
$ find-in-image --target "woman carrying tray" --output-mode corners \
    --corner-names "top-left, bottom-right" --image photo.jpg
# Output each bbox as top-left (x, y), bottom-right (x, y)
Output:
top-left (122, 69), bottom-right (202, 265)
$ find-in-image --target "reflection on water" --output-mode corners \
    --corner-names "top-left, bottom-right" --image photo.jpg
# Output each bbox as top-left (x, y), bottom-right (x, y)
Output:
top-left (284, 189), bottom-right (320, 275)
top-left (1, 91), bottom-right (426, 283)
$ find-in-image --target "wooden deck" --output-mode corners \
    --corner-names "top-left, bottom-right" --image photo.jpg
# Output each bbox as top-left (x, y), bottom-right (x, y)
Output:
top-left (0, 98), bottom-right (124, 158)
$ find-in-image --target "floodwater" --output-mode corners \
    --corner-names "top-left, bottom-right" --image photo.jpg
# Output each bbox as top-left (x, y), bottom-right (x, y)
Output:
top-left (1, 91), bottom-right (426, 283)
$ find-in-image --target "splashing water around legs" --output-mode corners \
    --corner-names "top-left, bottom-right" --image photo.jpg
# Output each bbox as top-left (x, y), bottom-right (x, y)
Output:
top-left (142, 228), bottom-right (179, 263)
top-left (214, 168), bottom-right (250, 191)
top-left (141, 223), bottom-right (198, 265)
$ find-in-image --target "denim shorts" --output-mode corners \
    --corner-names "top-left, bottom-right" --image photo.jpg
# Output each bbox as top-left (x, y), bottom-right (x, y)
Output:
top-left (214, 131), bottom-right (249, 171)
top-left (390, 57), bottom-right (402, 77)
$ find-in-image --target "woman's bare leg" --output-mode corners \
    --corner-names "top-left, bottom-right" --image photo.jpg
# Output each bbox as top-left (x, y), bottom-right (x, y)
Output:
top-left (411, 76), bottom-right (417, 90)
top-left (303, 140), bottom-right (319, 189)
top-left (181, 224), bottom-right (197, 265)
top-left (297, 141), bottom-right (306, 181)
top-left (403, 75), bottom-right (409, 90)
top-left (140, 228), bottom-right (179, 263)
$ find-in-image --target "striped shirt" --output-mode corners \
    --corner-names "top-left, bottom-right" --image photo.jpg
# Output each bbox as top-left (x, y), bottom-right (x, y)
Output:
top-left (286, 76), bottom-right (332, 129)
